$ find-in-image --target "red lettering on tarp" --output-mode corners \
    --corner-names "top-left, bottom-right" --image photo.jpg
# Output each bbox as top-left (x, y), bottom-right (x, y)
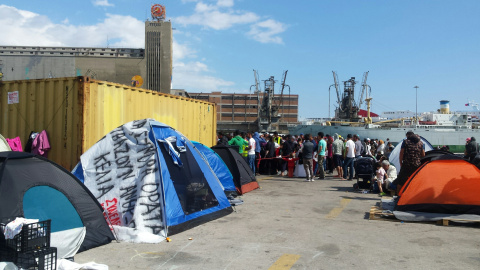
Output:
top-left (101, 198), bottom-right (121, 226)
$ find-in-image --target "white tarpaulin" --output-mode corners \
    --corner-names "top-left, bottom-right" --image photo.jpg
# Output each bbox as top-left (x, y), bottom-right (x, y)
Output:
top-left (79, 120), bottom-right (166, 242)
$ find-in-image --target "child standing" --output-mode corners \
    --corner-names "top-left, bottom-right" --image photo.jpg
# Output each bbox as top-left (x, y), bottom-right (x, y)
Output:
top-left (375, 162), bottom-right (387, 196)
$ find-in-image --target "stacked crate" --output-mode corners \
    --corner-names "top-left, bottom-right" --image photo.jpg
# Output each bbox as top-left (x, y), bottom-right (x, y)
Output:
top-left (0, 219), bottom-right (56, 270)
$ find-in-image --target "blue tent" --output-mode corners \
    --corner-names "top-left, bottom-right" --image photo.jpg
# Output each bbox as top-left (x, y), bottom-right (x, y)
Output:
top-left (73, 119), bottom-right (232, 240)
top-left (191, 141), bottom-right (237, 197)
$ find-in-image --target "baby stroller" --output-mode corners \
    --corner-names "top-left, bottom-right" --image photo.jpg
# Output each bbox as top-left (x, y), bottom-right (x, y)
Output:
top-left (353, 156), bottom-right (376, 190)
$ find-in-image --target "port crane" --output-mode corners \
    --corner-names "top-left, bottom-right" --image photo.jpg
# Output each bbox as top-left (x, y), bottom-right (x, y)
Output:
top-left (251, 70), bottom-right (289, 131)
top-left (332, 71), bottom-right (369, 122)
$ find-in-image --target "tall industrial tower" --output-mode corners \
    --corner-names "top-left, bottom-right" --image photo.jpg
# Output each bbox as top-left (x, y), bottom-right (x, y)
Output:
top-left (145, 4), bottom-right (172, 93)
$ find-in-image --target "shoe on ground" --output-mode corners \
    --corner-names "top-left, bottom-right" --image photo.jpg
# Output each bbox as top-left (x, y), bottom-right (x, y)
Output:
top-left (304, 179), bottom-right (310, 182)
top-left (379, 192), bottom-right (387, 196)
top-left (318, 177), bottom-right (325, 180)
top-left (311, 179), bottom-right (315, 182)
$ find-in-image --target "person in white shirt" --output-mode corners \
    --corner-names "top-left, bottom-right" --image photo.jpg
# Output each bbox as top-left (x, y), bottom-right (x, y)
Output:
top-left (247, 132), bottom-right (256, 174)
top-left (343, 134), bottom-right (356, 180)
top-left (382, 160), bottom-right (397, 193)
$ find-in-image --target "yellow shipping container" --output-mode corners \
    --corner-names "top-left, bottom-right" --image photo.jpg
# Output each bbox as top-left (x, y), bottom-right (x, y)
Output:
top-left (0, 77), bottom-right (217, 170)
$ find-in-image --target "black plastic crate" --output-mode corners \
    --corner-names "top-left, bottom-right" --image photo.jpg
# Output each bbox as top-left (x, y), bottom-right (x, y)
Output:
top-left (0, 220), bottom-right (51, 253)
top-left (0, 245), bottom-right (16, 262)
top-left (15, 247), bottom-right (57, 270)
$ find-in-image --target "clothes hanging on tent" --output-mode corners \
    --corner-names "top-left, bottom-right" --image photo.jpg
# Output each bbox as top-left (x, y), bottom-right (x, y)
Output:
top-left (31, 130), bottom-right (51, 157)
top-left (6, 137), bottom-right (23, 152)
top-left (3, 217), bottom-right (39, 239)
top-left (24, 131), bottom-right (39, 153)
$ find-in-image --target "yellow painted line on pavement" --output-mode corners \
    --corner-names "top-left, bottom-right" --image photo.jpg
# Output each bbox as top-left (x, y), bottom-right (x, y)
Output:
top-left (258, 176), bottom-right (275, 182)
top-left (325, 198), bottom-right (352, 219)
top-left (268, 254), bottom-right (301, 270)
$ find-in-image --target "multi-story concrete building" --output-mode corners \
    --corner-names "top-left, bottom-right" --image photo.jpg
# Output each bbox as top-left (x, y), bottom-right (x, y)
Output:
top-left (0, 20), bottom-right (172, 93)
top-left (190, 91), bottom-right (299, 132)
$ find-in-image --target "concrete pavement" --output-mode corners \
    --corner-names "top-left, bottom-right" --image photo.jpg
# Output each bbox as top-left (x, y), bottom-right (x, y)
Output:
top-left (75, 174), bottom-right (480, 269)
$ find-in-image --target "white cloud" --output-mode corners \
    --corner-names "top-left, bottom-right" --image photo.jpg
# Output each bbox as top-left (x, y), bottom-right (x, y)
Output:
top-left (247, 19), bottom-right (286, 44)
top-left (174, 1), bottom-right (285, 43)
top-left (175, 2), bottom-right (258, 30)
top-left (92, 0), bottom-right (114, 7)
top-left (172, 40), bottom-right (235, 91)
top-left (0, 4), bottom-right (234, 92)
top-left (172, 39), bottom-right (196, 61)
top-left (173, 61), bottom-right (235, 91)
top-left (0, 5), bottom-right (144, 47)
top-left (217, 0), bottom-right (234, 8)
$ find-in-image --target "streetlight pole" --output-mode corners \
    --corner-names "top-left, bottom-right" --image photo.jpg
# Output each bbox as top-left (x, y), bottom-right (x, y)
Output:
top-left (414, 86), bottom-right (419, 126)
top-left (328, 84), bottom-right (335, 119)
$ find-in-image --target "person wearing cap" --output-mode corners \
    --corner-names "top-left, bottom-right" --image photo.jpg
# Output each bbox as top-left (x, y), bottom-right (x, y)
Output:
top-left (465, 137), bottom-right (479, 162)
top-left (376, 140), bottom-right (385, 159)
top-left (393, 131), bottom-right (425, 192)
top-left (364, 138), bottom-right (372, 157)
top-left (252, 132), bottom-right (266, 175)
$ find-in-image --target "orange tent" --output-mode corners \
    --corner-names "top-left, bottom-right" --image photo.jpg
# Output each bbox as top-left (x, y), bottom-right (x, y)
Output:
top-left (396, 159), bottom-right (480, 215)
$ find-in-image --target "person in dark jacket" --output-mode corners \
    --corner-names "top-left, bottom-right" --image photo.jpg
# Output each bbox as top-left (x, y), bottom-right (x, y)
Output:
top-left (279, 135), bottom-right (295, 176)
top-left (465, 137), bottom-right (479, 162)
top-left (302, 134), bottom-right (315, 181)
top-left (264, 135), bottom-right (277, 175)
top-left (253, 132), bottom-right (266, 175)
top-left (393, 131), bottom-right (425, 192)
top-left (217, 132), bottom-right (229, 146)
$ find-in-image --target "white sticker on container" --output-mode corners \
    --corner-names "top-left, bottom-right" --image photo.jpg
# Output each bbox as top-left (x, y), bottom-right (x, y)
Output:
top-left (8, 91), bottom-right (19, 104)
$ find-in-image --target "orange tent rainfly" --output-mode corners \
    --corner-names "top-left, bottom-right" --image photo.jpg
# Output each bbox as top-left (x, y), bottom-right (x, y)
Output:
top-left (396, 159), bottom-right (480, 215)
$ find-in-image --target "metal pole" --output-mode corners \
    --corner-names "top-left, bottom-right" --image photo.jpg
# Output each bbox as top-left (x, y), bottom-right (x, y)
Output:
top-left (414, 86), bottom-right (419, 126)
top-left (328, 85), bottom-right (334, 119)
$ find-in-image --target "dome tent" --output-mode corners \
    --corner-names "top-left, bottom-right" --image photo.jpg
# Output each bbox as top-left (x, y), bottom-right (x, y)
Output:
top-left (73, 119), bottom-right (232, 241)
top-left (394, 156), bottom-right (480, 222)
top-left (0, 152), bottom-right (114, 259)
top-left (210, 144), bottom-right (259, 195)
top-left (191, 141), bottom-right (237, 197)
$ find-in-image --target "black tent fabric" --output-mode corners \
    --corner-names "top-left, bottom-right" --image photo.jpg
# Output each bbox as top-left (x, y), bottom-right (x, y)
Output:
top-left (211, 145), bottom-right (259, 194)
top-left (0, 152), bottom-right (114, 257)
top-left (421, 150), bottom-right (464, 163)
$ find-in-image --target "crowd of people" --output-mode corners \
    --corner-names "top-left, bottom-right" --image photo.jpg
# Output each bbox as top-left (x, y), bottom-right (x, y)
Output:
top-left (217, 130), bottom-right (479, 196)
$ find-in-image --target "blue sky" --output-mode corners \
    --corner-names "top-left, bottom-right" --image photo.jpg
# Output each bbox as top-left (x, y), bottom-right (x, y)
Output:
top-left (1, 0), bottom-right (479, 119)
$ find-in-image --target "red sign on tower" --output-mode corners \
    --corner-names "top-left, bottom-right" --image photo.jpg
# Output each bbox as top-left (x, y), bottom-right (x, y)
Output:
top-left (151, 4), bottom-right (166, 21)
